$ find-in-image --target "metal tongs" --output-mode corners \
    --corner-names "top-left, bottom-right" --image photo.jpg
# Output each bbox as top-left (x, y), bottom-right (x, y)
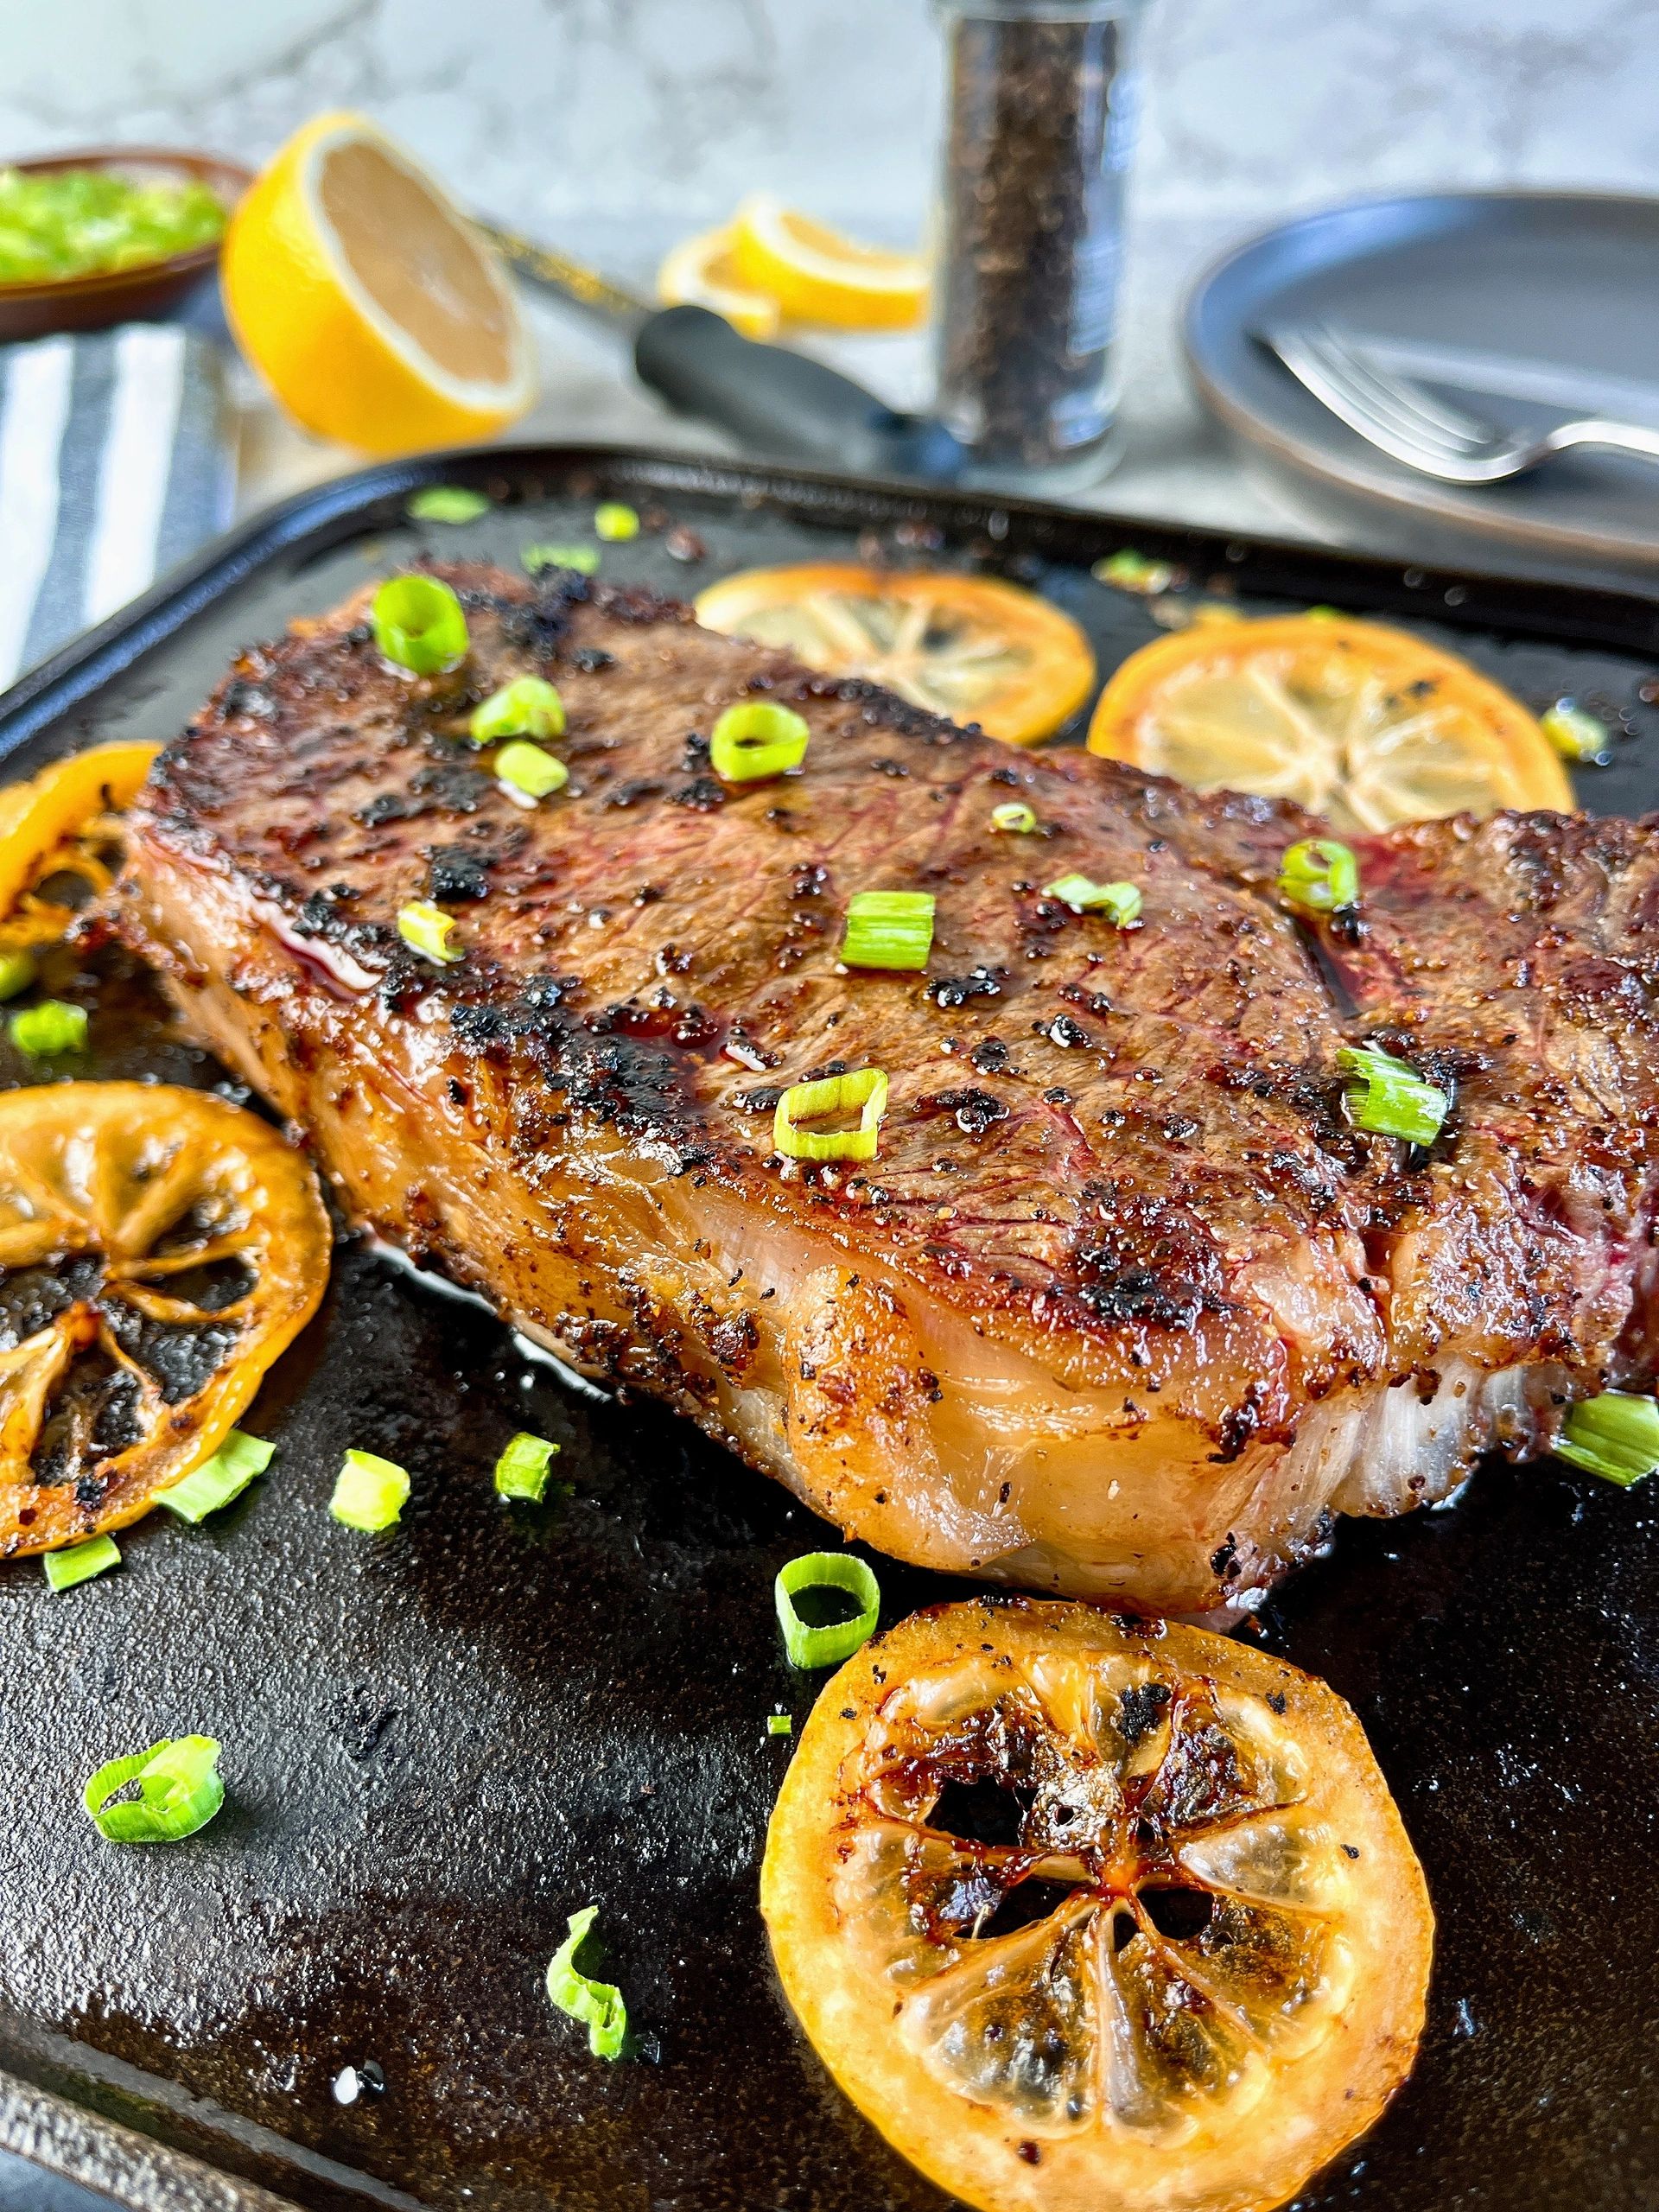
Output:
top-left (480, 220), bottom-right (966, 486)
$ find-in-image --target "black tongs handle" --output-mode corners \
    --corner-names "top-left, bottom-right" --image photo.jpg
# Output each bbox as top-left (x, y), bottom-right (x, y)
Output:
top-left (633, 306), bottom-right (965, 485)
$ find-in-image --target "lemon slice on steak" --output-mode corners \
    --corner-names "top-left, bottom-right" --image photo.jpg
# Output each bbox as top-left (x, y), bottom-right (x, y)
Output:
top-left (1088, 614), bottom-right (1571, 830)
top-left (696, 563), bottom-right (1096, 745)
top-left (0, 1084), bottom-right (329, 1555)
top-left (762, 1598), bottom-right (1432, 2212)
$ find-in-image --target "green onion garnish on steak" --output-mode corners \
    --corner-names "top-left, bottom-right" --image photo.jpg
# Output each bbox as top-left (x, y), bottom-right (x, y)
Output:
top-left (1338, 1044), bottom-right (1448, 1146)
top-left (1278, 836), bottom-right (1359, 914)
top-left (772, 1069), bottom-right (888, 1163)
top-left (709, 701), bottom-right (810, 784)
top-left (841, 890), bottom-right (935, 972)
top-left (371, 575), bottom-right (469, 676)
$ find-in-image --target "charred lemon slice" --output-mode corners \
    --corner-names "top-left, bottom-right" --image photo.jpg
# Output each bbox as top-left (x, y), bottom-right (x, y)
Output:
top-left (0, 741), bottom-right (160, 953)
top-left (695, 564), bottom-right (1096, 745)
top-left (1088, 614), bottom-right (1571, 830)
top-left (0, 1084), bottom-right (330, 1555)
top-left (763, 1599), bottom-right (1432, 2212)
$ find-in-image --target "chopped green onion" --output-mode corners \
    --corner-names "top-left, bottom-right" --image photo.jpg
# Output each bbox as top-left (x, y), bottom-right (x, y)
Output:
top-left (1305, 604), bottom-right (1343, 620)
top-left (470, 675), bottom-right (566, 744)
top-left (524, 543), bottom-right (600, 576)
top-left (0, 167), bottom-right (226, 284)
top-left (44, 1535), bottom-right (119, 1591)
top-left (9, 1000), bottom-right (86, 1056)
top-left (1541, 703), bottom-right (1607, 762)
top-left (1338, 1044), bottom-right (1448, 1146)
top-left (773, 1068), bottom-right (888, 1163)
top-left (841, 890), bottom-right (935, 972)
top-left (0, 950), bottom-right (36, 1001)
top-left (330, 1448), bottom-right (410, 1532)
top-left (1279, 836), bottom-right (1359, 914)
top-left (709, 701), bottom-right (810, 783)
top-left (496, 741), bottom-right (569, 802)
top-left (83, 1735), bottom-right (224, 1844)
top-left (991, 801), bottom-right (1037, 835)
top-left (594, 502), bottom-right (639, 542)
top-left (1092, 548), bottom-right (1176, 594)
top-left (774, 1552), bottom-right (880, 1668)
top-left (1045, 874), bottom-right (1141, 925)
top-left (1554, 1393), bottom-right (1659, 1487)
top-left (766, 1712), bottom-right (794, 1737)
top-left (397, 900), bottom-right (462, 965)
top-left (406, 486), bottom-right (491, 524)
top-left (494, 1430), bottom-right (560, 1503)
top-left (156, 1429), bottom-right (274, 1522)
top-left (546, 1905), bottom-right (628, 2059)
top-left (371, 575), bottom-right (469, 676)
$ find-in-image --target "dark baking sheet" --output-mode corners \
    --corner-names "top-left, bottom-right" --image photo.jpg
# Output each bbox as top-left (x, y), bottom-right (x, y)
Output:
top-left (0, 446), bottom-right (1656, 2212)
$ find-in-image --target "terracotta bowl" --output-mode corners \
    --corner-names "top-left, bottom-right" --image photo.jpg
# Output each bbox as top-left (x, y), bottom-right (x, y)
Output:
top-left (0, 145), bottom-right (255, 342)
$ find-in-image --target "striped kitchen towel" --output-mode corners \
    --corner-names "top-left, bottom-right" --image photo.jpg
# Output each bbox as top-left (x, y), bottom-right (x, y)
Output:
top-left (0, 322), bottom-right (234, 692)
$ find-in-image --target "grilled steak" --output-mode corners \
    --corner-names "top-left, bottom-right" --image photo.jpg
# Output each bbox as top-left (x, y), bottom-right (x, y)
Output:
top-left (114, 563), bottom-right (1659, 1614)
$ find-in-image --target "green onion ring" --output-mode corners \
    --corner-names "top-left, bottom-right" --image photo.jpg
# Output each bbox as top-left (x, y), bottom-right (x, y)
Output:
top-left (494, 1431), bottom-right (560, 1502)
top-left (1279, 836), bottom-right (1359, 914)
top-left (772, 1068), bottom-right (888, 1163)
top-left (8, 1000), bottom-right (86, 1057)
top-left (1338, 1043), bottom-right (1448, 1146)
top-left (709, 701), bottom-right (810, 783)
top-left (469, 675), bottom-right (566, 744)
top-left (156, 1430), bottom-right (275, 1522)
top-left (1045, 874), bottom-right (1141, 925)
top-left (495, 741), bottom-right (569, 802)
top-left (397, 900), bottom-right (463, 966)
top-left (371, 575), bottom-right (469, 677)
top-left (406, 486), bottom-right (491, 524)
top-left (44, 1535), bottom-right (120, 1590)
top-left (990, 801), bottom-right (1037, 834)
top-left (841, 890), bottom-right (935, 972)
top-left (774, 1552), bottom-right (881, 1668)
top-left (330, 1448), bottom-right (411, 1531)
top-left (546, 1906), bottom-right (628, 2059)
top-left (1554, 1392), bottom-right (1659, 1487)
top-left (83, 1735), bottom-right (224, 1843)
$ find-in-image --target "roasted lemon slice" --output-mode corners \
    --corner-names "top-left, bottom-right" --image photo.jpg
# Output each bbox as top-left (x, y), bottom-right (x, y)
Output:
top-left (657, 226), bottom-right (782, 339)
top-left (1088, 614), bottom-right (1571, 830)
top-left (696, 563), bottom-right (1096, 745)
top-left (0, 1084), bottom-right (330, 1555)
top-left (729, 196), bottom-right (927, 330)
top-left (763, 1599), bottom-right (1432, 2212)
top-left (0, 741), bottom-right (159, 952)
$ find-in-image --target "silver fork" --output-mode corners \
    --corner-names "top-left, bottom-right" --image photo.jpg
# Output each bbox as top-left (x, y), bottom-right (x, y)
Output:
top-left (1264, 322), bottom-right (1659, 485)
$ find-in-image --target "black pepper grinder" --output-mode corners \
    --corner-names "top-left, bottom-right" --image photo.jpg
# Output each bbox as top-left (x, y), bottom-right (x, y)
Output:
top-left (932, 0), bottom-right (1149, 487)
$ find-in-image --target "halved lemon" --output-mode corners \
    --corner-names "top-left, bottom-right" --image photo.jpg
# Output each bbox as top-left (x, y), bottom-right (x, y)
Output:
top-left (763, 1598), bottom-right (1432, 2212)
top-left (657, 225), bottom-right (781, 340)
top-left (0, 1084), bottom-right (330, 1555)
top-left (729, 195), bottom-right (927, 330)
top-left (695, 563), bottom-right (1096, 744)
top-left (221, 111), bottom-right (537, 455)
top-left (0, 741), bottom-right (159, 950)
top-left (1089, 614), bottom-right (1571, 830)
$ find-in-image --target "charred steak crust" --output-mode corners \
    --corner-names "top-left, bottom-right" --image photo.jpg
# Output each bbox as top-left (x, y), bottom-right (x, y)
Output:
top-left (116, 562), bottom-right (1659, 1611)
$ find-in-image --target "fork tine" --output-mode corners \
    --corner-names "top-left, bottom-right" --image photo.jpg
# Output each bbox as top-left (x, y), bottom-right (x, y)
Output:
top-left (1309, 327), bottom-right (1495, 453)
top-left (1271, 327), bottom-right (1471, 462)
